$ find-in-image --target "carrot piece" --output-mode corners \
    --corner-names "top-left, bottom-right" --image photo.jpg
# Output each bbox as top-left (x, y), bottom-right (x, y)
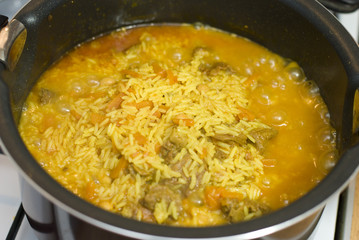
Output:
top-left (70, 110), bottom-right (82, 120)
top-left (237, 106), bottom-right (255, 121)
top-left (90, 112), bottom-right (106, 125)
top-left (110, 157), bottom-right (128, 179)
top-left (155, 143), bottom-right (161, 154)
top-left (152, 110), bottom-right (162, 118)
top-left (87, 92), bottom-right (106, 99)
top-left (181, 119), bottom-right (194, 127)
top-left (167, 69), bottom-right (178, 85)
top-left (152, 105), bottom-right (169, 118)
top-left (120, 69), bottom-right (141, 78)
top-left (181, 198), bottom-right (193, 214)
top-left (134, 132), bottom-right (147, 145)
top-left (159, 105), bottom-right (170, 112)
top-left (199, 147), bottom-right (207, 159)
top-left (262, 158), bottom-right (277, 167)
top-left (204, 186), bottom-right (222, 210)
top-left (39, 114), bottom-right (57, 133)
top-left (152, 62), bottom-right (167, 78)
top-left (107, 92), bottom-right (126, 110)
top-left (220, 189), bottom-right (244, 199)
top-left (135, 100), bottom-right (154, 109)
top-left (126, 114), bottom-right (135, 121)
top-left (127, 87), bottom-right (136, 94)
top-left (84, 181), bottom-right (97, 201)
top-left (127, 100), bottom-right (154, 110)
top-left (173, 114), bottom-right (194, 127)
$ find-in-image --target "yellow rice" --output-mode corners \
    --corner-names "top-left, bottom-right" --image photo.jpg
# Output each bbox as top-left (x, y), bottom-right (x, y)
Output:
top-left (18, 25), bottom-right (290, 225)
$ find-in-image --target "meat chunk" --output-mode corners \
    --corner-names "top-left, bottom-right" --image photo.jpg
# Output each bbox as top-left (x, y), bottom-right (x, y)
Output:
top-left (211, 133), bottom-right (247, 146)
top-left (160, 141), bottom-right (180, 163)
top-left (249, 128), bottom-right (277, 153)
top-left (170, 153), bottom-right (191, 172)
top-left (140, 206), bottom-right (156, 223)
top-left (207, 62), bottom-right (235, 76)
top-left (192, 47), bottom-right (237, 81)
top-left (160, 128), bottom-right (188, 163)
top-left (169, 129), bottom-right (187, 148)
top-left (170, 153), bottom-right (204, 188)
top-left (121, 203), bottom-right (156, 223)
top-left (211, 133), bottom-right (247, 161)
top-left (213, 148), bottom-right (228, 160)
top-left (192, 47), bottom-right (216, 73)
top-left (221, 198), bottom-right (270, 222)
top-left (143, 185), bottom-right (183, 212)
top-left (38, 88), bottom-right (55, 105)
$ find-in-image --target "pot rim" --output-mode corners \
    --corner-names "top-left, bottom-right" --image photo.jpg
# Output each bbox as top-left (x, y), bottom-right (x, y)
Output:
top-left (1, 0), bottom-right (359, 239)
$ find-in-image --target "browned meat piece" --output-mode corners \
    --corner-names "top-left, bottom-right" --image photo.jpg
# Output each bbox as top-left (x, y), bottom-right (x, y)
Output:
top-left (169, 129), bottom-right (187, 148)
top-left (160, 141), bottom-right (180, 163)
top-left (170, 154), bottom-right (204, 190)
top-left (221, 198), bottom-right (244, 222)
top-left (211, 133), bottom-right (246, 161)
top-left (170, 153), bottom-right (191, 172)
top-left (140, 206), bottom-right (156, 223)
top-left (221, 198), bottom-right (270, 222)
top-left (211, 133), bottom-right (247, 146)
top-left (208, 62), bottom-right (235, 76)
top-left (198, 62), bottom-right (212, 73)
top-left (213, 148), bottom-right (228, 160)
top-left (38, 88), bottom-right (55, 105)
top-left (191, 168), bottom-right (206, 191)
top-left (192, 47), bottom-right (236, 79)
top-left (192, 47), bottom-right (216, 73)
top-left (121, 202), bottom-right (138, 219)
top-left (162, 153), bottom-right (207, 195)
top-left (160, 178), bottom-right (188, 196)
top-left (249, 128), bottom-right (277, 153)
top-left (160, 128), bottom-right (188, 163)
top-left (120, 203), bottom-right (156, 223)
top-left (142, 185), bottom-right (183, 212)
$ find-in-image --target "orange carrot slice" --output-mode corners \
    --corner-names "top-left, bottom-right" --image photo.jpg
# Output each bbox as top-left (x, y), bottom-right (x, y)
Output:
top-left (107, 92), bottom-right (126, 110)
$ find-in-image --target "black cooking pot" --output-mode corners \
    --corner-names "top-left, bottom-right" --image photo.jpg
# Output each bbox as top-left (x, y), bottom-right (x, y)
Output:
top-left (1, 0), bottom-right (359, 239)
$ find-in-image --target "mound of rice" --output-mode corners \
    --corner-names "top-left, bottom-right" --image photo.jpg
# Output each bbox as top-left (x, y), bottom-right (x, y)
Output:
top-left (19, 26), bottom-right (274, 226)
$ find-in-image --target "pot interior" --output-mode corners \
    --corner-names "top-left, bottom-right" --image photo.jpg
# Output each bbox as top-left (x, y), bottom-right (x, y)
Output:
top-left (1, 0), bottom-right (359, 238)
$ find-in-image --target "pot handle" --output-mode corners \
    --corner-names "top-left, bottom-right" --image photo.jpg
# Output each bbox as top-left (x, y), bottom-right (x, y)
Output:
top-left (0, 15), bottom-right (8, 68)
top-left (318, 0), bottom-right (359, 13)
top-left (352, 89), bottom-right (359, 142)
top-left (0, 15), bottom-right (27, 71)
top-left (0, 15), bottom-right (8, 29)
top-left (0, 14), bottom-right (6, 155)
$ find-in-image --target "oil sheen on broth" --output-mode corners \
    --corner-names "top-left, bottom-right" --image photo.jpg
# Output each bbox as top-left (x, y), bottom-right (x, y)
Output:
top-left (19, 25), bottom-right (337, 226)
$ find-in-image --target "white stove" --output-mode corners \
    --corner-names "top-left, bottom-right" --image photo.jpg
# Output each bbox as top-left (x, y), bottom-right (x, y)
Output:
top-left (0, 1), bottom-right (358, 239)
